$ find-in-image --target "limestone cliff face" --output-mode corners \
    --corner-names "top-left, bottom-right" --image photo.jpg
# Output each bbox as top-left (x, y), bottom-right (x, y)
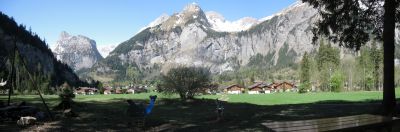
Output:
top-left (98, 2), bottom-right (318, 74)
top-left (53, 31), bottom-right (103, 71)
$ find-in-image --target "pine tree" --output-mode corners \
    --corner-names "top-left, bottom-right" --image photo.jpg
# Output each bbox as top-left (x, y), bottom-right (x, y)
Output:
top-left (370, 41), bottom-right (383, 90)
top-left (299, 52), bottom-right (311, 93)
top-left (357, 47), bottom-right (373, 91)
top-left (315, 41), bottom-right (341, 91)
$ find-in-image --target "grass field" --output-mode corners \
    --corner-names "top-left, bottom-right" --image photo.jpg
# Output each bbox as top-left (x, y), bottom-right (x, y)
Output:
top-left (8, 89), bottom-right (397, 105)
top-left (1, 89), bottom-right (400, 131)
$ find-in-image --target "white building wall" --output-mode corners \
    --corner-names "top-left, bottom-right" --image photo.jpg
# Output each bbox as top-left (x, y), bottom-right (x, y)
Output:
top-left (248, 91), bottom-right (259, 94)
top-left (228, 90), bottom-right (241, 94)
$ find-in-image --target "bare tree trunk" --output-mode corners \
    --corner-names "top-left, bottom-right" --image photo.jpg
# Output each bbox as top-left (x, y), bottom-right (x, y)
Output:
top-left (382, 0), bottom-right (396, 115)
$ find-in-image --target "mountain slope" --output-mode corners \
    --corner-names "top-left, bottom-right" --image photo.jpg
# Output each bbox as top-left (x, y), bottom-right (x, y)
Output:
top-left (0, 12), bottom-right (82, 87)
top-left (53, 31), bottom-right (103, 71)
top-left (93, 2), bottom-right (317, 77)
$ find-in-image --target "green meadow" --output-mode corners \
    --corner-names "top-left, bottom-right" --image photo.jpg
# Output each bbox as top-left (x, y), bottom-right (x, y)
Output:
top-left (2, 89), bottom-right (400, 131)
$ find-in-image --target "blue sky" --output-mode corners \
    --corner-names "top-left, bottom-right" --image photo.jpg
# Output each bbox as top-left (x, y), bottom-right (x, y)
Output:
top-left (0, 0), bottom-right (297, 47)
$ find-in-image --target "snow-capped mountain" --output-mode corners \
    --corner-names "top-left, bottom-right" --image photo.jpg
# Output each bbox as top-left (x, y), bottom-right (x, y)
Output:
top-left (53, 31), bottom-right (103, 71)
top-left (206, 11), bottom-right (259, 32)
top-left (94, 1), bottom-right (318, 76)
top-left (144, 6), bottom-right (260, 33)
top-left (98, 44), bottom-right (117, 58)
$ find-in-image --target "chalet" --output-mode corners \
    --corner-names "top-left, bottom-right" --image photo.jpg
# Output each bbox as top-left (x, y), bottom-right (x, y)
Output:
top-left (248, 82), bottom-right (267, 94)
top-left (224, 84), bottom-right (244, 94)
top-left (127, 88), bottom-right (135, 94)
top-left (115, 88), bottom-right (123, 94)
top-left (103, 86), bottom-right (113, 94)
top-left (201, 84), bottom-right (219, 95)
top-left (74, 87), bottom-right (98, 95)
top-left (266, 82), bottom-right (280, 93)
top-left (128, 86), bottom-right (148, 94)
top-left (74, 88), bottom-right (85, 95)
top-left (275, 82), bottom-right (297, 92)
top-left (104, 89), bottom-right (112, 94)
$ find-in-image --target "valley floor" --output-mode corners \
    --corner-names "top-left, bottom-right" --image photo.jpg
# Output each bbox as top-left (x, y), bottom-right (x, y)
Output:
top-left (1, 90), bottom-right (400, 131)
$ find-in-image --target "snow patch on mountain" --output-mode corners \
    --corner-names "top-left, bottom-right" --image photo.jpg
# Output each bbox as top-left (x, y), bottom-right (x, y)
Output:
top-left (148, 13), bottom-right (170, 27)
top-left (138, 13), bottom-right (170, 32)
top-left (259, 1), bottom-right (307, 22)
top-left (98, 44), bottom-right (117, 57)
top-left (206, 11), bottom-right (258, 32)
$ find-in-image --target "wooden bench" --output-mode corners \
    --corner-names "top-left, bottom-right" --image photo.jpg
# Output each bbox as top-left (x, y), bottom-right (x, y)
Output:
top-left (262, 114), bottom-right (400, 132)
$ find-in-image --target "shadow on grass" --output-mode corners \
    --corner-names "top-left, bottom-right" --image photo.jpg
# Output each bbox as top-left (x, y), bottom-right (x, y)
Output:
top-left (0, 95), bottom-right (396, 131)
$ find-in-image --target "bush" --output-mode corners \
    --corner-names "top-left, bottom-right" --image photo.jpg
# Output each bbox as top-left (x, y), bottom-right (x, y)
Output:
top-left (54, 82), bottom-right (75, 111)
top-left (298, 82), bottom-right (311, 93)
top-left (330, 71), bottom-right (344, 92)
top-left (59, 82), bottom-right (75, 101)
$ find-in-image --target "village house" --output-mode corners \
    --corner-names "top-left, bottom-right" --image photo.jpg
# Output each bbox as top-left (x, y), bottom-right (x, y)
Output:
top-left (103, 89), bottom-right (112, 95)
top-left (224, 84), bottom-right (244, 94)
top-left (128, 86), bottom-right (148, 94)
top-left (275, 81), bottom-right (297, 92)
top-left (103, 86), bottom-right (113, 95)
top-left (74, 87), bottom-right (98, 95)
top-left (248, 82), bottom-right (267, 94)
top-left (266, 82), bottom-right (280, 93)
top-left (200, 84), bottom-right (219, 95)
top-left (127, 88), bottom-right (135, 94)
top-left (115, 88), bottom-right (123, 94)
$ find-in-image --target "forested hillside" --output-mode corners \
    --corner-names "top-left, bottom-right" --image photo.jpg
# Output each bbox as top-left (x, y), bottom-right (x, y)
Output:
top-left (0, 12), bottom-right (85, 94)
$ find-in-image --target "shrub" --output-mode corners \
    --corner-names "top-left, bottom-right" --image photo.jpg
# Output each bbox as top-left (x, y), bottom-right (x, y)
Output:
top-left (330, 71), bottom-right (344, 92)
top-left (299, 82), bottom-right (311, 93)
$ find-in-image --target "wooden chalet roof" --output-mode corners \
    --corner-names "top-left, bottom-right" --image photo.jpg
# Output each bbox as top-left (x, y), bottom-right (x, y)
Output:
top-left (225, 84), bottom-right (242, 89)
top-left (248, 82), bottom-right (268, 89)
top-left (276, 81), bottom-right (295, 87)
top-left (76, 87), bottom-right (98, 92)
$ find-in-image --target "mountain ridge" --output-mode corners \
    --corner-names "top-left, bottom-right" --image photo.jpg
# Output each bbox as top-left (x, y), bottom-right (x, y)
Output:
top-left (87, 2), bottom-right (318, 82)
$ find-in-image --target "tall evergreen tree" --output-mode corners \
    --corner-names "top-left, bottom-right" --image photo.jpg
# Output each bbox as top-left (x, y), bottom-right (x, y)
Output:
top-left (370, 41), bottom-right (383, 90)
top-left (357, 46), bottom-right (373, 90)
top-left (299, 52), bottom-right (311, 93)
top-left (316, 41), bottom-right (340, 91)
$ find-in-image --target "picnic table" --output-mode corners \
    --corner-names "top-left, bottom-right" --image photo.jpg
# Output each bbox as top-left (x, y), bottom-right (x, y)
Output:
top-left (262, 114), bottom-right (400, 132)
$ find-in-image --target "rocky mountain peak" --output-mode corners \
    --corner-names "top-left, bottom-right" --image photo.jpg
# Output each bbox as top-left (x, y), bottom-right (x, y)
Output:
top-left (160, 3), bottom-right (210, 30)
top-left (60, 31), bottom-right (70, 39)
top-left (53, 32), bottom-right (103, 71)
top-left (183, 2), bottom-right (201, 12)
